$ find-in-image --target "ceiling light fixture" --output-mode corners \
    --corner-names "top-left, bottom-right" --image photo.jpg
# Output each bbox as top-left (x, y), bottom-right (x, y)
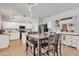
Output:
top-left (26, 3), bottom-right (38, 24)
top-left (27, 3), bottom-right (38, 17)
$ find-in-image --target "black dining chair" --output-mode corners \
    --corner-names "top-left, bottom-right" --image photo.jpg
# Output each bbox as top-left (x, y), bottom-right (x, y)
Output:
top-left (41, 33), bottom-right (61, 56)
top-left (26, 36), bottom-right (37, 56)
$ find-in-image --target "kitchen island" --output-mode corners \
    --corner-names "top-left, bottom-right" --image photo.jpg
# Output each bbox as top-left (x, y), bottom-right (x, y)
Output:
top-left (0, 33), bottom-right (10, 49)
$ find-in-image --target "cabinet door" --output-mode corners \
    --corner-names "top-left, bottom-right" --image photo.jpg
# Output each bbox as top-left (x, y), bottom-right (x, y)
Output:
top-left (10, 33), bottom-right (19, 40)
top-left (66, 35), bottom-right (77, 47)
top-left (62, 35), bottom-right (66, 44)
top-left (65, 35), bottom-right (73, 45)
top-left (72, 36), bottom-right (77, 47)
top-left (22, 33), bottom-right (26, 43)
top-left (0, 35), bottom-right (9, 48)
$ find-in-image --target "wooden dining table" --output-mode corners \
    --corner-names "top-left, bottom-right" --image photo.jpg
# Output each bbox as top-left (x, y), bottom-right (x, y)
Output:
top-left (25, 34), bottom-right (49, 56)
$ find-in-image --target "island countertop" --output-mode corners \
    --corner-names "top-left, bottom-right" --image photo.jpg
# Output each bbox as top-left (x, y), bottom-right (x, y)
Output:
top-left (0, 33), bottom-right (9, 35)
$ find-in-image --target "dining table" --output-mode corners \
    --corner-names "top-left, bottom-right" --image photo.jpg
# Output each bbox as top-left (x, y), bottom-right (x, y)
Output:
top-left (25, 33), bottom-right (62, 56)
top-left (25, 34), bottom-right (49, 56)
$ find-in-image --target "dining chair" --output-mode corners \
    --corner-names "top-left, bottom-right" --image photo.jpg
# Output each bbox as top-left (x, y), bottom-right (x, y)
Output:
top-left (41, 33), bottom-right (61, 56)
top-left (26, 36), bottom-right (37, 56)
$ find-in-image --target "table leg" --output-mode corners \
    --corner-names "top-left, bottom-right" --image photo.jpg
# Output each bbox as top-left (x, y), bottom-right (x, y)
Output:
top-left (26, 43), bottom-right (28, 52)
top-left (26, 36), bottom-right (28, 52)
top-left (59, 35), bottom-right (62, 56)
top-left (38, 39), bottom-right (41, 56)
top-left (33, 46), bottom-right (36, 56)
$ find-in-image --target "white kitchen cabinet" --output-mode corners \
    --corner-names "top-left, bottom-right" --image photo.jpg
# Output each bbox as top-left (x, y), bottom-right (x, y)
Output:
top-left (22, 33), bottom-right (26, 43)
top-left (9, 32), bottom-right (19, 40)
top-left (0, 34), bottom-right (9, 49)
top-left (62, 35), bottom-right (77, 47)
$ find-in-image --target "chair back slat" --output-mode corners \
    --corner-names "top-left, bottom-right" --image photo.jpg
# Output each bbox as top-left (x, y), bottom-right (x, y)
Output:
top-left (49, 33), bottom-right (58, 45)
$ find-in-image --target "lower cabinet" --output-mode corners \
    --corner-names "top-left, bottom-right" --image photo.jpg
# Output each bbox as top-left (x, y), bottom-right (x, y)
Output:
top-left (9, 32), bottom-right (19, 40)
top-left (22, 33), bottom-right (26, 43)
top-left (0, 34), bottom-right (9, 49)
top-left (9, 32), bottom-right (26, 43)
top-left (62, 35), bottom-right (77, 47)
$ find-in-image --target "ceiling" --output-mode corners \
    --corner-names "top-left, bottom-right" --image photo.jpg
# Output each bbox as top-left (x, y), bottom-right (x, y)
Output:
top-left (32, 3), bottom-right (79, 18)
top-left (0, 3), bottom-right (79, 22)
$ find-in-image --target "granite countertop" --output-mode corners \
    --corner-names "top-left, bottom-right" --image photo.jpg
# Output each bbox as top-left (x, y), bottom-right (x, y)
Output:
top-left (0, 32), bottom-right (9, 35)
